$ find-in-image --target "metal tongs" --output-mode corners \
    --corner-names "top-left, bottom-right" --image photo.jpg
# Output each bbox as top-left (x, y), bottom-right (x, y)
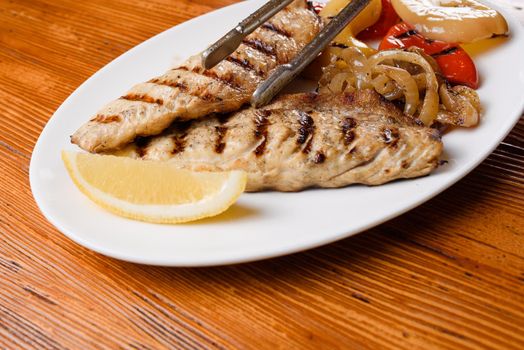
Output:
top-left (201, 0), bottom-right (371, 108)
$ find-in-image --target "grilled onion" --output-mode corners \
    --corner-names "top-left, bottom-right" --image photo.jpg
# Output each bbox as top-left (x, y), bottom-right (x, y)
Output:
top-left (438, 84), bottom-right (480, 126)
top-left (367, 50), bottom-right (439, 125)
top-left (317, 48), bottom-right (481, 128)
top-left (372, 65), bottom-right (419, 115)
top-left (391, 0), bottom-right (509, 43)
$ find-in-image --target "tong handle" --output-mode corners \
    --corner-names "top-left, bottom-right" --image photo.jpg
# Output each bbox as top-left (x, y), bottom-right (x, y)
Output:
top-left (202, 0), bottom-right (294, 70)
top-left (251, 0), bottom-right (371, 108)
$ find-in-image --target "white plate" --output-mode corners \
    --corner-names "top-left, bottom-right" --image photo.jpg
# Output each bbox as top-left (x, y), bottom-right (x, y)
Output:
top-left (30, 0), bottom-right (524, 266)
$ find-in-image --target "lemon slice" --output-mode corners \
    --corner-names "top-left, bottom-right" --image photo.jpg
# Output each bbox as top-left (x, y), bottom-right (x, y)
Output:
top-left (62, 151), bottom-right (246, 224)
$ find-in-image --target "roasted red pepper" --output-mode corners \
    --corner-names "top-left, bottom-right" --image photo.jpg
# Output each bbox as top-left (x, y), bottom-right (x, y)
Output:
top-left (357, 0), bottom-right (400, 41)
top-left (379, 22), bottom-right (479, 89)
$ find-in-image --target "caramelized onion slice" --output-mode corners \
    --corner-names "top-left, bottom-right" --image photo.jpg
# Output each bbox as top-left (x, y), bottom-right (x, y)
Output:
top-left (373, 65), bottom-right (419, 115)
top-left (339, 47), bottom-right (372, 90)
top-left (368, 50), bottom-right (439, 125)
top-left (439, 84), bottom-right (480, 127)
top-left (372, 74), bottom-right (401, 99)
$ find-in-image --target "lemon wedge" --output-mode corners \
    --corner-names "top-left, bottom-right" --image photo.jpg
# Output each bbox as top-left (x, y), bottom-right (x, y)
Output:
top-left (62, 151), bottom-right (247, 224)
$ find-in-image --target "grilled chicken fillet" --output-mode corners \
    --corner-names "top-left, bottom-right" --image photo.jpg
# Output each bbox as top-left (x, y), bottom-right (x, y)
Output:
top-left (112, 90), bottom-right (443, 192)
top-left (71, 0), bottom-right (322, 153)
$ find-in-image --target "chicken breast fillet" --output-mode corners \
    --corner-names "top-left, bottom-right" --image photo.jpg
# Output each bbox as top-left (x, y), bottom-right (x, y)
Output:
top-left (111, 90), bottom-right (443, 192)
top-left (71, 0), bottom-right (322, 153)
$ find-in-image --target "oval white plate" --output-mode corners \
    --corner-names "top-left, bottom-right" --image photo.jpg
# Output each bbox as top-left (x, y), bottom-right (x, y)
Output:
top-left (30, 0), bottom-right (524, 266)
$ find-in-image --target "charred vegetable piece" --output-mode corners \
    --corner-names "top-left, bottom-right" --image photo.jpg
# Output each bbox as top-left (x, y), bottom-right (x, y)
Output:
top-left (379, 22), bottom-right (479, 89)
top-left (319, 0), bottom-right (383, 56)
top-left (357, 0), bottom-right (400, 41)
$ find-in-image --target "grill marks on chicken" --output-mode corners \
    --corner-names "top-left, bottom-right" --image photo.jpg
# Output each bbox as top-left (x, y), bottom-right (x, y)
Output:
top-left (253, 110), bottom-right (271, 157)
top-left (71, 0), bottom-right (322, 153)
top-left (112, 90), bottom-right (443, 192)
top-left (241, 39), bottom-right (278, 61)
top-left (148, 78), bottom-right (189, 92)
top-left (90, 115), bottom-right (121, 124)
top-left (297, 111), bottom-right (315, 154)
top-left (120, 93), bottom-right (164, 105)
top-left (261, 23), bottom-right (292, 38)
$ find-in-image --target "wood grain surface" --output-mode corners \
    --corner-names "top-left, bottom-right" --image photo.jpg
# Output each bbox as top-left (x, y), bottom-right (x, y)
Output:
top-left (1, 0), bottom-right (523, 349)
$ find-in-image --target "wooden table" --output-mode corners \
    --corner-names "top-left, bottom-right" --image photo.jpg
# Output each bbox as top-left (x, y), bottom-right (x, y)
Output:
top-left (1, 1), bottom-right (523, 348)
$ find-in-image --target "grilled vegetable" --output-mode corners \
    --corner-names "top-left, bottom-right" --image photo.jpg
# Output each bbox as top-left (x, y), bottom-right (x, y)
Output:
top-left (391, 0), bottom-right (509, 43)
top-left (320, 0), bottom-right (383, 56)
top-left (357, 0), bottom-right (400, 41)
top-left (379, 22), bottom-right (479, 88)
